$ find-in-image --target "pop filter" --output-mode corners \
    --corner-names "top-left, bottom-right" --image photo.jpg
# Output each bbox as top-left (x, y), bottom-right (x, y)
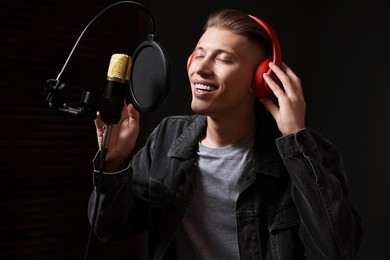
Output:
top-left (129, 34), bottom-right (170, 112)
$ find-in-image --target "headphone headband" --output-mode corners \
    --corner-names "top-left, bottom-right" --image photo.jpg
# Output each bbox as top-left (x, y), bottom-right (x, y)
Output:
top-left (247, 14), bottom-right (282, 68)
top-left (247, 14), bottom-right (282, 97)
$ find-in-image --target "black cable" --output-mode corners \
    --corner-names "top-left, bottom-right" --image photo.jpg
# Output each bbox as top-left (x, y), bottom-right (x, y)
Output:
top-left (83, 145), bottom-right (108, 260)
top-left (56, 1), bottom-right (155, 82)
top-left (84, 122), bottom-right (113, 259)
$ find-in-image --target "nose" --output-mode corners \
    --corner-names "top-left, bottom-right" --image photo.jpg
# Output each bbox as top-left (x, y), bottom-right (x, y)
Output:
top-left (191, 56), bottom-right (213, 76)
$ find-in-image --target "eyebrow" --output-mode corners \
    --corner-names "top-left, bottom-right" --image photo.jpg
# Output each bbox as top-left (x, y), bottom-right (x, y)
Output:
top-left (194, 46), bottom-right (235, 57)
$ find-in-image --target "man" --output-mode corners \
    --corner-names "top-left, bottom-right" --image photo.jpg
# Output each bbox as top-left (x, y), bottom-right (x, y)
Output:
top-left (88, 9), bottom-right (362, 260)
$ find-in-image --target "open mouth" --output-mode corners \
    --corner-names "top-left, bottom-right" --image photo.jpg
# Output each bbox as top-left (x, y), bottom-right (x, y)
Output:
top-left (195, 83), bottom-right (218, 92)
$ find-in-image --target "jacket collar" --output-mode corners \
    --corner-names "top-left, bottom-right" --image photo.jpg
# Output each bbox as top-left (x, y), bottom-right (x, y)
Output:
top-left (168, 114), bottom-right (281, 178)
top-left (167, 115), bottom-right (207, 159)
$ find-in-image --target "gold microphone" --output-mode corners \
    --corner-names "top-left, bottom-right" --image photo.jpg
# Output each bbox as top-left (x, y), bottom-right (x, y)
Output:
top-left (100, 54), bottom-right (132, 151)
top-left (100, 53), bottom-right (132, 124)
top-left (106, 53), bottom-right (132, 83)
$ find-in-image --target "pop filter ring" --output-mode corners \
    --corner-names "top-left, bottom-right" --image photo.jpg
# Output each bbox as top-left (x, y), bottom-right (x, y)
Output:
top-left (129, 33), bottom-right (170, 112)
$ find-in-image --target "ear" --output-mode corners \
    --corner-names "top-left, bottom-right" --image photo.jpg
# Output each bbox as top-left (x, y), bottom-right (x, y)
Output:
top-left (187, 52), bottom-right (194, 71)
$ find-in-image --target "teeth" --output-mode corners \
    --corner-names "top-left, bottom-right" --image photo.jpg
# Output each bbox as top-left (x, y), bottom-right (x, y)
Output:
top-left (195, 84), bottom-right (217, 91)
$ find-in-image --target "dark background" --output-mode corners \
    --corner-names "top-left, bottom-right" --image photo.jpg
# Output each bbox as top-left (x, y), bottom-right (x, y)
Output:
top-left (1, 0), bottom-right (389, 259)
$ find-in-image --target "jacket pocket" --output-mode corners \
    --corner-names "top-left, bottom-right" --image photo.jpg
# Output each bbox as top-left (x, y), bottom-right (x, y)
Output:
top-left (268, 198), bottom-right (299, 232)
top-left (267, 198), bottom-right (304, 259)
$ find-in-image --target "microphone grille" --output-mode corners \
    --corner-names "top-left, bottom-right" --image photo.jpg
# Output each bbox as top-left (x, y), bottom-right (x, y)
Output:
top-left (107, 54), bottom-right (132, 82)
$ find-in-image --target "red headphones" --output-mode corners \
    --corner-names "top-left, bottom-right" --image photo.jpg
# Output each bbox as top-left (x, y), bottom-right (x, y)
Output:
top-left (186, 14), bottom-right (282, 98)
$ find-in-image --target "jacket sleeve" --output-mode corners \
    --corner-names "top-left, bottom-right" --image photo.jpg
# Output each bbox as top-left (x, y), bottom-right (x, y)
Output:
top-left (87, 130), bottom-right (157, 242)
top-left (275, 128), bottom-right (363, 260)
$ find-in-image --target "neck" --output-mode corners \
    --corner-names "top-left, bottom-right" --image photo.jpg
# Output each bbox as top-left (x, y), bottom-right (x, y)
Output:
top-left (201, 108), bottom-right (256, 148)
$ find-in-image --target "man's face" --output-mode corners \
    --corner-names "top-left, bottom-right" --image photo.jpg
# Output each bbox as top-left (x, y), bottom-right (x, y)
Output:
top-left (188, 27), bottom-right (265, 118)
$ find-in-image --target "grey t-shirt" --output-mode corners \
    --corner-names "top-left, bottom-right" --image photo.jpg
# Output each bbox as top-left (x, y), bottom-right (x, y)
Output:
top-left (175, 133), bottom-right (254, 260)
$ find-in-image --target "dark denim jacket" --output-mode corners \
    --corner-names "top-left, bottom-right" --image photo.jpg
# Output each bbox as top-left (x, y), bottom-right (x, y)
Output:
top-left (89, 114), bottom-right (362, 260)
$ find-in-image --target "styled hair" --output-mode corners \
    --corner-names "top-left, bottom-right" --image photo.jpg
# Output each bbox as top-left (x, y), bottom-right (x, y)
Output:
top-left (204, 9), bottom-right (272, 58)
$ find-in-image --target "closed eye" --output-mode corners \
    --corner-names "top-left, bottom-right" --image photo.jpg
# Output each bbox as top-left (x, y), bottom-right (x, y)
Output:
top-left (217, 58), bottom-right (232, 64)
top-left (194, 55), bottom-right (204, 60)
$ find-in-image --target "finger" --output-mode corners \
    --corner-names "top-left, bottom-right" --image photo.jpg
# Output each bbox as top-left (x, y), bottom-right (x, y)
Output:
top-left (94, 111), bottom-right (104, 130)
top-left (121, 104), bottom-right (139, 131)
top-left (268, 62), bottom-right (294, 95)
top-left (263, 72), bottom-right (285, 99)
top-left (269, 61), bottom-right (284, 75)
top-left (271, 62), bottom-right (302, 97)
top-left (281, 63), bottom-right (302, 92)
top-left (127, 103), bottom-right (140, 123)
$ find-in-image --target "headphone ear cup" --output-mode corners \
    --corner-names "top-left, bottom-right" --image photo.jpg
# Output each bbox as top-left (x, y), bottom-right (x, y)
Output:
top-left (253, 58), bottom-right (273, 98)
top-left (187, 52), bottom-right (194, 71)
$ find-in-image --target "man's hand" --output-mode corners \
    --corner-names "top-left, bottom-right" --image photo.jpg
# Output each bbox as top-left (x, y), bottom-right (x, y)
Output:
top-left (95, 103), bottom-right (140, 171)
top-left (259, 62), bottom-right (306, 136)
